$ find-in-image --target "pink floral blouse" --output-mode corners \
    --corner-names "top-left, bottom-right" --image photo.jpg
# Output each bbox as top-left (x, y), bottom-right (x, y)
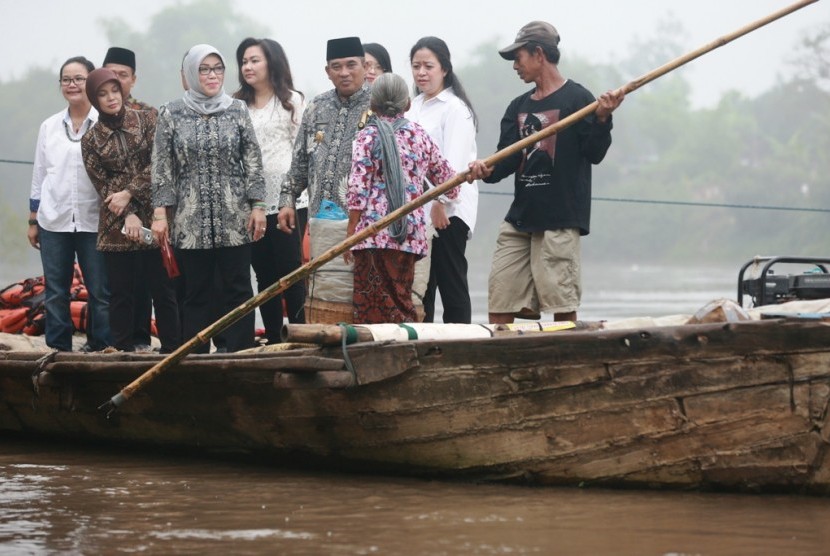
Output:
top-left (347, 116), bottom-right (457, 257)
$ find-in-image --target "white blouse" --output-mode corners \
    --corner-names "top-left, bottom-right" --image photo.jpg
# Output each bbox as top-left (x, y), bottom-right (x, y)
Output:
top-left (247, 91), bottom-right (306, 214)
top-left (406, 87), bottom-right (479, 236)
top-left (30, 108), bottom-right (100, 233)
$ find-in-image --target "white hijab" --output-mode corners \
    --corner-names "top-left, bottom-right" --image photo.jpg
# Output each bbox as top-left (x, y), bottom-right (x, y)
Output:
top-left (181, 44), bottom-right (234, 115)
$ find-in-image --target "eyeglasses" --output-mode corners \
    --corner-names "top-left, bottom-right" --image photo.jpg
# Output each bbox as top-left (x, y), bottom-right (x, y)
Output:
top-left (364, 62), bottom-right (383, 73)
top-left (198, 65), bottom-right (225, 76)
top-left (60, 76), bottom-right (87, 86)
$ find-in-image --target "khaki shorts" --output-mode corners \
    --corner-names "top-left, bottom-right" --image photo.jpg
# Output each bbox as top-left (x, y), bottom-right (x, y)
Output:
top-left (488, 221), bottom-right (581, 315)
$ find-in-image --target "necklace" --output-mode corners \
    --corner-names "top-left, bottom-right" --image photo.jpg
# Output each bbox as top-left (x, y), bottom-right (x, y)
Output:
top-left (63, 119), bottom-right (89, 142)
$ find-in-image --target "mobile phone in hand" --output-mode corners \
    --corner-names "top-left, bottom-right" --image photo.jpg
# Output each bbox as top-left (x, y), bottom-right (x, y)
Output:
top-left (121, 225), bottom-right (153, 245)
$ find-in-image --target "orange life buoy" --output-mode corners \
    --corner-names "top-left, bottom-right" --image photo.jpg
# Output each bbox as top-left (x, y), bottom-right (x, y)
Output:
top-left (22, 310), bottom-right (45, 336)
top-left (1, 307), bottom-right (29, 333)
top-left (70, 301), bottom-right (88, 333)
top-left (0, 276), bottom-right (45, 307)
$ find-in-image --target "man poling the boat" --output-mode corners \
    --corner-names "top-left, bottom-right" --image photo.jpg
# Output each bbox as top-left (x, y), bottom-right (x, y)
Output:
top-left (98, 0), bottom-right (820, 416)
top-left (465, 21), bottom-right (624, 325)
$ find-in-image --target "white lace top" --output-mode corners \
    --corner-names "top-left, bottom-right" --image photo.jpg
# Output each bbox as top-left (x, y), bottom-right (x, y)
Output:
top-left (247, 90), bottom-right (305, 214)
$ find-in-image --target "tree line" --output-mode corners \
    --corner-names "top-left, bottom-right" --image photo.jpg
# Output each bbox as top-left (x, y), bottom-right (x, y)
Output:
top-left (1, 0), bottom-right (828, 280)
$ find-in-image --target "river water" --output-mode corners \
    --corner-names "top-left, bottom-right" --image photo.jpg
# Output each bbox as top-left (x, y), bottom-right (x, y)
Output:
top-left (3, 437), bottom-right (830, 555)
top-left (4, 262), bottom-right (830, 555)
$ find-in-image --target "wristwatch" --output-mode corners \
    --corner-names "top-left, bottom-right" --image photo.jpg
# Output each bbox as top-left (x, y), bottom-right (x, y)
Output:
top-left (28, 219), bottom-right (38, 226)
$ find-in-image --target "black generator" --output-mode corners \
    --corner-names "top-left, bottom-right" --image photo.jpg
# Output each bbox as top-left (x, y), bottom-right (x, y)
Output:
top-left (738, 256), bottom-right (830, 308)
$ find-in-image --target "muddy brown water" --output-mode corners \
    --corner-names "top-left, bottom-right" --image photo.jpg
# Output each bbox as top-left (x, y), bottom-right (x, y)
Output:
top-left (2, 437), bottom-right (829, 555)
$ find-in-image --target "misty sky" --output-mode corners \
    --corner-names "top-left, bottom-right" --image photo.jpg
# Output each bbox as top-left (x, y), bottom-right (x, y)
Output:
top-left (2, 0), bottom-right (826, 107)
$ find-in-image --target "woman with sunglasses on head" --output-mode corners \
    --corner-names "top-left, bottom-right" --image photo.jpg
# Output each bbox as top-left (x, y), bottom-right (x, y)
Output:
top-left (234, 37), bottom-right (306, 345)
top-left (81, 68), bottom-right (181, 354)
top-left (28, 56), bottom-right (112, 352)
top-left (151, 44), bottom-right (266, 354)
top-left (406, 36), bottom-right (479, 324)
top-left (362, 42), bottom-right (392, 84)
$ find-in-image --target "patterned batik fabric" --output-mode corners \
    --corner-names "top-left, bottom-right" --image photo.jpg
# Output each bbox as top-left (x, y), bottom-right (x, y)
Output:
top-left (352, 249), bottom-right (418, 324)
top-left (126, 97), bottom-right (158, 115)
top-left (346, 116), bottom-right (457, 258)
top-left (81, 108), bottom-right (157, 252)
top-left (280, 86), bottom-right (371, 216)
top-left (152, 98), bottom-right (266, 250)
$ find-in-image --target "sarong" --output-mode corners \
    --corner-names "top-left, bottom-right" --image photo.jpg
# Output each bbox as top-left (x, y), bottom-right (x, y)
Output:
top-left (352, 249), bottom-right (417, 324)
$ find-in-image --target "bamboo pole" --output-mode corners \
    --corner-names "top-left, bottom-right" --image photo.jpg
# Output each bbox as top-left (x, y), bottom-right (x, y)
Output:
top-left (98, 0), bottom-right (819, 415)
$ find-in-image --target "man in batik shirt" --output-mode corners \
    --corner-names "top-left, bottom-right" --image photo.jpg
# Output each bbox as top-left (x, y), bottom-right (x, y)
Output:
top-left (277, 36), bottom-right (371, 231)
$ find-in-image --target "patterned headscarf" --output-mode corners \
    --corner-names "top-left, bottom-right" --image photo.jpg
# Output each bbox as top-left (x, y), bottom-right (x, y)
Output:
top-left (181, 44), bottom-right (234, 115)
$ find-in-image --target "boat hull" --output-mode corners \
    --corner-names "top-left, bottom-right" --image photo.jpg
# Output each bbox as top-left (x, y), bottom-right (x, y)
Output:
top-left (1, 319), bottom-right (829, 493)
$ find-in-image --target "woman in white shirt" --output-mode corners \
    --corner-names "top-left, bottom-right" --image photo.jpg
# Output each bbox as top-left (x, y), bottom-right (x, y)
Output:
top-left (406, 36), bottom-right (479, 324)
top-left (234, 37), bottom-right (307, 344)
top-left (28, 56), bottom-right (112, 352)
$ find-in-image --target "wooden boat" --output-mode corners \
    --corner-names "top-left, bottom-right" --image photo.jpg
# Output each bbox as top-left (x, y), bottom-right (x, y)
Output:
top-left (1, 315), bottom-right (829, 495)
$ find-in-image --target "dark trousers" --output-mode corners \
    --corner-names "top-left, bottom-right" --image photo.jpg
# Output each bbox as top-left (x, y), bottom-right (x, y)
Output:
top-left (178, 245), bottom-right (255, 354)
top-left (423, 216), bottom-right (472, 324)
top-left (296, 207), bottom-right (309, 243)
top-left (250, 214), bottom-right (306, 344)
top-left (105, 250), bottom-right (181, 353)
top-left (132, 262), bottom-right (153, 346)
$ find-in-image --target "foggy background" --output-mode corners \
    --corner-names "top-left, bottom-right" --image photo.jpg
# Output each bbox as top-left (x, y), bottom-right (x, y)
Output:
top-left (3, 0), bottom-right (823, 107)
top-left (1, 0), bottom-right (828, 308)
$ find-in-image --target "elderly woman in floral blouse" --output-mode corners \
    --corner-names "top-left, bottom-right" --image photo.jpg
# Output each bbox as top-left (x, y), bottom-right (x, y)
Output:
top-left (151, 44), bottom-right (266, 353)
top-left (345, 73), bottom-right (459, 324)
top-left (81, 68), bottom-right (180, 353)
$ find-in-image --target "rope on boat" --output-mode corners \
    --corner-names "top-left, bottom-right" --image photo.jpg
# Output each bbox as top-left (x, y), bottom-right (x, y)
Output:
top-left (338, 323), bottom-right (358, 386)
top-left (30, 348), bottom-right (57, 401)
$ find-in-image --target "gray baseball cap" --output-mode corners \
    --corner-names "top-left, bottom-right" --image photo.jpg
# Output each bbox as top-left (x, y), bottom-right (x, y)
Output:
top-left (499, 21), bottom-right (560, 60)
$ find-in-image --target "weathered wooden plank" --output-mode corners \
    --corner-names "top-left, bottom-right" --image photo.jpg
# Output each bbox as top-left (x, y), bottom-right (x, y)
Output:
top-left (808, 381), bottom-right (830, 423)
top-left (346, 343), bottom-right (420, 385)
top-left (248, 398), bottom-right (686, 459)
top-left (536, 415), bottom-right (813, 480)
top-left (274, 371), bottom-right (355, 389)
top-left (789, 353), bottom-right (830, 381)
top-left (683, 384), bottom-right (803, 424)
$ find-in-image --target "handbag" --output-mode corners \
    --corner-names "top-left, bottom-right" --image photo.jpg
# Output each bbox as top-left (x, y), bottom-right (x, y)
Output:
top-left (160, 239), bottom-right (180, 279)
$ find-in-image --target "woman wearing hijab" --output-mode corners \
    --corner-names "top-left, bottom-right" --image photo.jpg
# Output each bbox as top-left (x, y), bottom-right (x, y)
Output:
top-left (28, 56), bottom-right (111, 352)
top-left (151, 44), bottom-right (266, 353)
top-left (345, 73), bottom-right (458, 324)
top-left (81, 68), bottom-right (181, 353)
top-left (234, 37), bottom-right (306, 345)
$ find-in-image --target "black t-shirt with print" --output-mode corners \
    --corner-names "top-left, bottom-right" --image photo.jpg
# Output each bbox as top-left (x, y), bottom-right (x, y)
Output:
top-left (484, 80), bottom-right (613, 235)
